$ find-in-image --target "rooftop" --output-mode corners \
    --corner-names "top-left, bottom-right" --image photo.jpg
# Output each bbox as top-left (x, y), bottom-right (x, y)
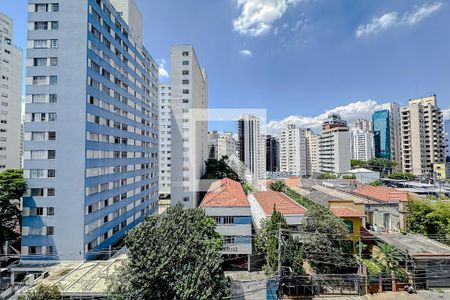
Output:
top-left (312, 185), bottom-right (368, 204)
top-left (370, 232), bottom-right (450, 259)
top-left (252, 191), bottom-right (307, 216)
top-left (330, 207), bottom-right (365, 218)
top-left (353, 185), bottom-right (409, 202)
top-left (284, 177), bottom-right (300, 188)
top-left (199, 178), bottom-right (249, 208)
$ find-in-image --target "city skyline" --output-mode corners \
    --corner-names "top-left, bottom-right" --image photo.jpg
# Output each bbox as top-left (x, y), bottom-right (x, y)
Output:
top-left (2, 0), bottom-right (449, 134)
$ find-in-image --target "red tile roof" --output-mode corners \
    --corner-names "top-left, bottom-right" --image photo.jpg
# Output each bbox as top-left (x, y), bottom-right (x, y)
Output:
top-left (199, 178), bottom-right (249, 207)
top-left (284, 177), bottom-right (300, 188)
top-left (330, 207), bottom-right (365, 218)
top-left (252, 191), bottom-right (307, 215)
top-left (353, 185), bottom-right (409, 202)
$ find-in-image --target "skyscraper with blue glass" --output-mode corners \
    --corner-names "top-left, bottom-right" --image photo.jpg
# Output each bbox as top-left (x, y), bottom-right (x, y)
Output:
top-left (22, 0), bottom-right (159, 262)
top-left (372, 103), bottom-right (401, 168)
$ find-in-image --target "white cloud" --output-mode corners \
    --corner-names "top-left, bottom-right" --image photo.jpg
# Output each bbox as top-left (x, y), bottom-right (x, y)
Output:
top-left (240, 49), bottom-right (253, 56)
top-left (158, 58), bottom-right (169, 79)
top-left (402, 2), bottom-right (443, 25)
top-left (355, 2), bottom-right (443, 38)
top-left (232, 0), bottom-right (302, 36)
top-left (442, 108), bottom-right (450, 120)
top-left (355, 12), bottom-right (398, 38)
top-left (266, 100), bottom-right (381, 135)
top-left (291, 19), bottom-right (305, 31)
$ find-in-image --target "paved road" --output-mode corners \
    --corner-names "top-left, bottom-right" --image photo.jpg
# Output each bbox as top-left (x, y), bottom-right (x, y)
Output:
top-left (315, 290), bottom-right (450, 300)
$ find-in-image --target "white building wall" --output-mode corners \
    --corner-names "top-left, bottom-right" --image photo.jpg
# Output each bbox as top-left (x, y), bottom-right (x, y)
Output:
top-left (218, 132), bottom-right (235, 159)
top-left (238, 115), bottom-right (265, 184)
top-left (0, 12), bottom-right (23, 170)
top-left (280, 124), bottom-right (307, 177)
top-left (350, 129), bottom-right (373, 161)
top-left (319, 128), bottom-right (351, 175)
top-left (159, 83), bottom-right (171, 195)
top-left (170, 45), bottom-right (208, 208)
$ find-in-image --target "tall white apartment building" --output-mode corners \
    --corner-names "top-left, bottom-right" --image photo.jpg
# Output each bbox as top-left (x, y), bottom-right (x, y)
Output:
top-left (350, 129), bottom-right (373, 161)
top-left (238, 114), bottom-right (265, 184)
top-left (208, 130), bottom-right (219, 159)
top-left (0, 12), bottom-right (23, 171)
top-left (170, 45), bottom-right (208, 208)
top-left (319, 114), bottom-right (351, 175)
top-left (159, 83), bottom-right (171, 197)
top-left (354, 119), bottom-right (372, 133)
top-left (279, 124), bottom-right (307, 177)
top-left (22, 0), bottom-right (159, 262)
top-left (305, 129), bottom-right (319, 177)
top-left (218, 132), bottom-right (235, 159)
top-left (400, 95), bottom-right (445, 176)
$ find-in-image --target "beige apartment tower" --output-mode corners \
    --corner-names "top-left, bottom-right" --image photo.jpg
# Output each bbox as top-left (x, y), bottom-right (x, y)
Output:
top-left (400, 95), bottom-right (445, 177)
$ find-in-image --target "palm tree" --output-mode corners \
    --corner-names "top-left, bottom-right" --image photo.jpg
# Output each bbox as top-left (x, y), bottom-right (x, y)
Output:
top-left (375, 243), bottom-right (403, 270)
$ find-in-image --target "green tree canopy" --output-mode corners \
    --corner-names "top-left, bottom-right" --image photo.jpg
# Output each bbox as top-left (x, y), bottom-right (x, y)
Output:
top-left (388, 172), bottom-right (416, 181)
top-left (375, 243), bottom-right (403, 270)
top-left (269, 180), bottom-right (287, 192)
top-left (18, 283), bottom-right (61, 300)
top-left (0, 169), bottom-right (27, 246)
top-left (108, 204), bottom-right (230, 300)
top-left (255, 206), bottom-right (303, 277)
top-left (201, 156), bottom-right (241, 182)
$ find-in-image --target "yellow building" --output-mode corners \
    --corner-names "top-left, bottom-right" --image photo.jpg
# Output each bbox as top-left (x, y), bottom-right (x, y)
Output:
top-left (433, 163), bottom-right (450, 180)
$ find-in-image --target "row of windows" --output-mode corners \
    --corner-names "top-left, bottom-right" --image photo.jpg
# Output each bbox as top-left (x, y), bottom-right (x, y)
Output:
top-left (22, 226), bottom-right (54, 236)
top-left (32, 39), bottom-right (58, 49)
top-left (24, 131), bottom-right (56, 141)
top-left (23, 206), bottom-right (54, 216)
top-left (25, 112), bottom-right (57, 122)
top-left (32, 57), bottom-right (58, 67)
top-left (87, 112), bottom-right (155, 139)
top-left (24, 169), bottom-right (55, 179)
top-left (33, 3), bottom-right (59, 13)
top-left (86, 162), bottom-right (157, 178)
top-left (87, 131), bottom-right (157, 148)
top-left (33, 21), bottom-right (59, 31)
top-left (86, 150), bottom-right (156, 159)
top-left (31, 75), bottom-right (57, 85)
top-left (26, 245), bottom-right (54, 255)
top-left (85, 173), bottom-right (157, 197)
top-left (24, 150), bottom-right (55, 160)
top-left (28, 94), bottom-right (57, 103)
top-left (26, 187), bottom-right (55, 197)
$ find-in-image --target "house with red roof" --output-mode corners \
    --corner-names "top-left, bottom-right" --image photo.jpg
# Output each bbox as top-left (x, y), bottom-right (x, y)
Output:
top-left (248, 191), bottom-right (307, 230)
top-left (199, 178), bottom-right (252, 267)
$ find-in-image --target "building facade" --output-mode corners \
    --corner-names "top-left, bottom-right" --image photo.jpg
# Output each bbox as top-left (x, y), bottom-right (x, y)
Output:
top-left (400, 95), bottom-right (445, 176)
top-left (279, 124), bottom-right (307, 177)
top-left (350, 128), bottom-right (373, 161)
top-left (265, 135), bottom-right (279, 173)
top-left (354, 119), bottom-right (372, 133)
top-left (237, 114), bottom-right (265, 183)
top-left (158, 83), bottom-right (171, 197)
top-left (372, 103), bottom-right (401, 168)
top-left (319, 114), bottom-right (351, 175)
top-left (218, 132), bottom-right (235, 159)
top-left (170, 45), bottom-right (208, 208)
top-left (445, 119), bottom-right (450, 162)
top-left (207, 130), bottom-right (219, 159)
top-left (305, 129), bottom-right (319, 177)
top-left (0, 12), bottom-right (23, 171)
top-left (22, 0), bottom-right (159, 261)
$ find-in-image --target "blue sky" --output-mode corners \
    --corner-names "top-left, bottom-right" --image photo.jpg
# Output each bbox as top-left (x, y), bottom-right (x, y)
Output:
top-left (2, 0), bottom-right (449, 134)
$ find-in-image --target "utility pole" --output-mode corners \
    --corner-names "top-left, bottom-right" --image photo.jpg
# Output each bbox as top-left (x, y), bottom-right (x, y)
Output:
top-left (277, 226), bottom-right (283, 300)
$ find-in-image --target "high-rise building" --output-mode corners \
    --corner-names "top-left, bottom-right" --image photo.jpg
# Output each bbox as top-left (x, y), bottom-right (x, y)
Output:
top-left (445, 119), bottom-right (450, 162)
top-left (170, 45), bottom-right (208, 208)
top-left (238, 114), bottom-right (265, 183)
top-left (0, 12), bottom-right (23, 171)
top-left (266, 135), bottom-right (279, 172)
top-left (372, 103), bottom-right (401, 168)
top-left (354, 119), bottom-right (372, 133)
top-left (22, 0), bottom-right (159, 262)
top-left (159, 83), bottom-right (171, 197)
top-left (208, 130), bottom-right (219, 159)
top-left (350, 128), bottom-right (373, 161)
top-left (319, 114), bottom-right (351, 175)
top-left (218, 132), bottom-right (236, 159)
top-left (279, 124), bottom-right (307, 177)
top-left (305, 129), bottom-right (319, 177)
top-left (400, 95), bottom-right (445, 176)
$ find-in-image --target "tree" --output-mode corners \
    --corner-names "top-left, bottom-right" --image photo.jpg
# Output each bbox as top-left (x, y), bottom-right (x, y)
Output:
top-left (0, 169), bottom-right (27, 247)
top-left (318, 172), bottom-right (336, 179)
top-left (366, 158), bottom-right (396, 175)
top-left (298, 205), bottom-right (357, 273)
top-left (242, 182), bottom-right (253, 194)
top-left (388, 172), bottom-right (416, 181)
top-left (202, 156), bottom-right (241, 182)
top-left (375, 243), bottom-right (403, 270)
top-left (255, 206), bottom-right (303, 276)
top-left (208, 145), bottom-right (217, 160)
top-left (269, 180), bottom-right (287, 192)
top-left (351, 160), bottom-right (367, 169)
top-left (369, 180), bottom-right (383, 186)
top-left (108, 204), bottom-right (230, 300)
top-left (18, 283), bottom-right (61, 300)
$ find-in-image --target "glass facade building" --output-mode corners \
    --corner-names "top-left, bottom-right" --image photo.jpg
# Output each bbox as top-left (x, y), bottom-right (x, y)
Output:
top-left (372, 110), bottom-right (391, 160)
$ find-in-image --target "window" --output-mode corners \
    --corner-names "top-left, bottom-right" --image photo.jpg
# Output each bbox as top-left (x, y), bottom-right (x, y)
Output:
top-left (51, 21), bottom-right (59, 30)
top-left (182, 99), bottom-right (189, 104)
top-left (48, 169), bottom-right (56, 178)
top-left (182, 80), bottom-right (189, 84)
top-left (51, 3), bottom-right (59, 12)
top-left (33, 76), bottom-right (47, 85)
top-left (49, 131), bottom-right (56, 140)
top-left (51, 39), bottom-right (58, 48)
top-left (33, 40), bottom-right (47, 49)
top-left (46, 246), bottom-right (55, 254)
top-left (46, 226), bottom-right (54, 235)
top-left (49, 94), bottom-right (57, 103)
top-left (48, 150), bottom-right (56, 159)
top-left (50, 57), bottom-right (58, 66)
top-left (49, 76), bottom-right (57, 85)
top-left (33, 58), bottom-right (47, 67)
top-left (223, 216), bottom-right (234, 225)
top-left (182, 89), bottom-right (189, 94)
top-left (30, 188), bottom-right (44, 196)
top-left (182, 51), bottom-right (189, 56)
top-left (344, 220), bottom-right (354, 233)
top-left (34, 22), bottom-right (48, 30)
top-left (29, 246), bottom-right (42, 255)
top-left (223, 236), bottom-right (235, 245)
top-left (47, 207), bottom-right (55, 215)
top-left (32, 94), bottom-right (46, 103)
top-left (182, 70), bottom-right (189, 75)
top-left (48, 113), bottom-right (57, 121)
top-left (31, 132), bottom-right (45, 141)
top-left (182, 61), bottom-right (189, 65)
top-left (35, 4), bottom-right (48, 12)
top-left (48, 188), bottom-right (55, 196)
